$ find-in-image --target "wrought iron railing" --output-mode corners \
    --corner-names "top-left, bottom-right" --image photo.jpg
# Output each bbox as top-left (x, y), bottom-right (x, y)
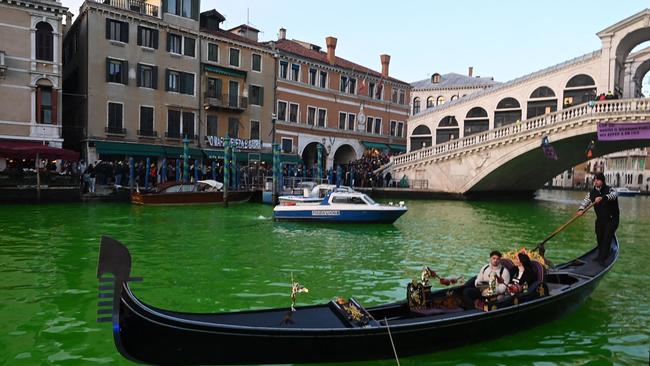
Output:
top-left (90, 0), bottom-right (159, 17)
top-left (393, 98), bottom-right (650, 168)
top-left (203, 92), bottom-right (248, 110)
top-left (137, 129), bottom-right (158, 137)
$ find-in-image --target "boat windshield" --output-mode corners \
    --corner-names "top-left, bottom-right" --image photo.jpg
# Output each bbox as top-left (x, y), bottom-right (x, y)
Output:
top-left (364, 196), bottom-right (377, 205)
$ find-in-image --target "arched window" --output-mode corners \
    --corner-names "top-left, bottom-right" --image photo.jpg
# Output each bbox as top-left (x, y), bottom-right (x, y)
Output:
top-left (436, 96), bottom-right (445, 105)
top-left (494, 97), bottom-right (521, 128)
top-left (527, 86), bottom-right (557, 118)
top-left (411, 124), bottom-right (432, 151)
top-left (436, 116), bottom-right (459, 144)
top-left (412, 97), bottom-right (421, 115)
top-left (464, 107), bottom-right (489, 136)
top-left (563, 74), bottom-right (596, 108)
top-left (426, 96), bottom-right (434, 108)
top-left (639, 174), bottom-right (644, 185)
top-left (35, 22), bottom-right (53, 61)
top-left (450, 95), bottom-right (459, 101)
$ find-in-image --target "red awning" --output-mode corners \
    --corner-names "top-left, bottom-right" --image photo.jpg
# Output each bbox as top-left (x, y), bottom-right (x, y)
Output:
top-left (0, 141), bottom-right (79, 161)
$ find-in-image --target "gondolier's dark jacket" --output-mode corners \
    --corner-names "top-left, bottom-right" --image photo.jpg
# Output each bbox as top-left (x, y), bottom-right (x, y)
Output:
top-left (579, 185), bottom-right (619, 220)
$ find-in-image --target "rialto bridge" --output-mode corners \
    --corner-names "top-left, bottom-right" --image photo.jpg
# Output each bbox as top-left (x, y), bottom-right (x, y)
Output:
top-left (390, 9), bottom-right (650, 196)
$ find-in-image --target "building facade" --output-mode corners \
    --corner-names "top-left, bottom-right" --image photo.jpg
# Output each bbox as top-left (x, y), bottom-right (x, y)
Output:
top-left (270, 30), bottom-right (411, 171)
top-left (0, 0), bottom-right (69, 151)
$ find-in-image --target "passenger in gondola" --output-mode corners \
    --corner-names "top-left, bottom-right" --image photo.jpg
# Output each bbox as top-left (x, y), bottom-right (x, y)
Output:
top-left (508, 252), bottom-right (536, 295)
top-left (462, 250), bottom-right (510, 310)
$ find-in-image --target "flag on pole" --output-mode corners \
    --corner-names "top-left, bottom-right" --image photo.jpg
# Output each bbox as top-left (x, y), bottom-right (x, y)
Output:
top-left (358, 75), bottom-right (368, 95)
top-left (541, 136), bottom-right (558, 160)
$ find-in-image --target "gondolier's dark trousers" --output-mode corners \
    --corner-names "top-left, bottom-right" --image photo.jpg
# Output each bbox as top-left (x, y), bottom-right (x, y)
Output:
top-left (595, 216), bottom-right (618, 263)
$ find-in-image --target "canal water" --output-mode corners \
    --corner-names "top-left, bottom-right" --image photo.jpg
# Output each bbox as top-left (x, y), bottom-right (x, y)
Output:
top-left (0, 190), bottom-right (648, 365)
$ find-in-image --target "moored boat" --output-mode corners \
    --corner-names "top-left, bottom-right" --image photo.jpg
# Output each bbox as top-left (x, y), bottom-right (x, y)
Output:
top-left (616, 187), bottom-right (640, 197)
top-left (96, 235), bottom-right (618, 365)
top-left (274, 190), bottom-right (407, 223)
top-left (131, 180), bottom-right (252, 205)
top-left (278, 183), bottom-right (355, 206)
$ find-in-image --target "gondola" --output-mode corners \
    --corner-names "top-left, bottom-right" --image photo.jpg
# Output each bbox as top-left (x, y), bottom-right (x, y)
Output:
top-left (97, 235), bottom-right (618, 365)
top-left (130, 180), bottom-right (252, 205)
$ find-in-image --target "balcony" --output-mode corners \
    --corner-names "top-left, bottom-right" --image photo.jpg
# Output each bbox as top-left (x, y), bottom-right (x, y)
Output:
top-left (90, 0), bottom-right (159, 17)
top-left (165, 132), bottom-right (197, 140)
top-left (203, 92), bottom-right (248, 112)
top-left (105, 126), bottom-right (126, 135)
top-left (137, 129), bottom-right (158, 138)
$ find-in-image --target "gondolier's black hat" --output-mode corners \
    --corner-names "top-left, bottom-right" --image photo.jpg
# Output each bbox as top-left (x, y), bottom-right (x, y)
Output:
top-left (594, 172), bottom-right (606, 183)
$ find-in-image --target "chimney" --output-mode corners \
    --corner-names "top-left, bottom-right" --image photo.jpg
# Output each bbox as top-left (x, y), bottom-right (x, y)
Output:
top-left (380, 54), bottom-right (390, 78)
top-left (326, 36), bottom-right (337, 65)
top-left (468, 66), bottom-right (473, 77)
top-left (278, 28), bottom-right (286, 40)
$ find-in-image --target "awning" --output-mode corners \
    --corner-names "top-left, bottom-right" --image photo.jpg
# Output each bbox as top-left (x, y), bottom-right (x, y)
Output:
top-left (0, 140), bottom-right (79, 160)
top-left (203, 64), bottom-right (247, 79)
top-left (202, 150), bottom-right (303, 164)
top-left (95, 140), bottom-right (165, 157)
top-left (388, 144), bottom-right (406, 152)
top-left (361, 141), bottom-right (390, 150)
top-left (163, 146), bottom-right (204, 159)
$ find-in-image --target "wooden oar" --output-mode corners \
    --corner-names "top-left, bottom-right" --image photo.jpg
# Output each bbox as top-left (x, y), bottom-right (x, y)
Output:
top-left (533, 202), bottom-right (595, 256)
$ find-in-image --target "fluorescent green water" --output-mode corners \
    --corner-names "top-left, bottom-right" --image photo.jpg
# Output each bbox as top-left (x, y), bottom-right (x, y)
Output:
top-left (0, 190), bottom-right (648, 365)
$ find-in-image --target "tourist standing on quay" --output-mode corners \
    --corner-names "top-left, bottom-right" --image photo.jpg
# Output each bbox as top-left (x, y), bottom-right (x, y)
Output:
top-left (577, 172), bottom-right (619, 265)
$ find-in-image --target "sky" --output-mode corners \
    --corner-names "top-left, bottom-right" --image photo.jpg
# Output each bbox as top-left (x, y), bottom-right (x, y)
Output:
top-left (63, 0), bottom-right (649, 84)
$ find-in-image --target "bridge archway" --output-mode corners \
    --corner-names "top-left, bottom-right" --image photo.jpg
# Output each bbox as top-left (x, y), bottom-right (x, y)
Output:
top-left (527, 86), bottom-right (557, 118)
top-left (436, 116), bottom-right (459, 144)
top-left (464, 107), bottom-right (489, 136)
top-left (410, 125), bottom-right (432, 151)
top-left (563, 74), bottom-right (597, 108)
top-left (494, 97), bottom-right (521, 127)
top-left (301, 141), bottom-right (326, 169)
top-left (333, 144), bottom-right (356, 166)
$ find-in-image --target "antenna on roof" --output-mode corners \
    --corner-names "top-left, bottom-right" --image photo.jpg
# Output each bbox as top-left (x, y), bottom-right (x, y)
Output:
top-left (247, 8), bottom-right (249, 25)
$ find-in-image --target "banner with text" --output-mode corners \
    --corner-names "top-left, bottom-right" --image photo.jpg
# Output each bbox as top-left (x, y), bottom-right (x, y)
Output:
top-left (597, 122), bottom-right (650, 141)
top-left (207, 136), bottom-right (261, 150)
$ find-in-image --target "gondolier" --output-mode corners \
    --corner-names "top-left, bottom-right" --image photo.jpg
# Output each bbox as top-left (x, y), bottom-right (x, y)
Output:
top-left (577, 172), bottom-right (619, 266)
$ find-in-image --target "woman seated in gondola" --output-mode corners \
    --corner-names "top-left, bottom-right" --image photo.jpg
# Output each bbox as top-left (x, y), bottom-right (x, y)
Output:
top-left (507, 252), bottom-right (537, 295)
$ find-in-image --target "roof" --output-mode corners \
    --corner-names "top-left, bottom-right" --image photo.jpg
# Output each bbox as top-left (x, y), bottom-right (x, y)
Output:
top-left (228, 24), bottom-right (260, 33)
top-left (271, 38), bottom-right (408, 85)
top-left (411, 49), bottom-right (602, 119)
top-left (201, 26), bottom-right (271, 50)
top-left (410, 73), bottom-right (500, 90)
top-left (201, 9), bottom-right (226, 23)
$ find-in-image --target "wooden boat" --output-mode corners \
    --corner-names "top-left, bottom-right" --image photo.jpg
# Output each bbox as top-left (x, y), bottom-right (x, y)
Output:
top-left (130, 180), bottom-right (252, 205)
top-left (274, 190), bottom-right (407, 223)
top-left (97, 235), bottom-right (618, 365)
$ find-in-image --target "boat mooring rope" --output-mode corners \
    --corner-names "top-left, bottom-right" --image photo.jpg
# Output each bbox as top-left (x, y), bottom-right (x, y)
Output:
top-left (384, 317), bottom-right (401, 366)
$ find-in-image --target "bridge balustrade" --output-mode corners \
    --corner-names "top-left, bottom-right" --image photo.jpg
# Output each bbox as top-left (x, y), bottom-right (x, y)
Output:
top-left (394, 98), bottom-right (650, 168)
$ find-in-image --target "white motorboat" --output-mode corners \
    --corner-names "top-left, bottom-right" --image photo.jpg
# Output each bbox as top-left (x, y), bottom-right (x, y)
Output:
top-left (278, 184), bottom-right (355, 206)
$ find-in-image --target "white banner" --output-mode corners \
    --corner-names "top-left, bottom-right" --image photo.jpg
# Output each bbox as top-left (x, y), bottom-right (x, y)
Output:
top-left (206, 136), bottom-right (261, 150)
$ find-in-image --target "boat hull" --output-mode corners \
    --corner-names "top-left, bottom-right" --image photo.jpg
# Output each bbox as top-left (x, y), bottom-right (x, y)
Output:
top-left (273, 207), bottom-right (407, 223)
top-left (131, 190), bottom-right (252, 205)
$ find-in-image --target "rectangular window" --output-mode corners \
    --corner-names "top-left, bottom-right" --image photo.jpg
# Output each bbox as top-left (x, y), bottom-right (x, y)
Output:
top-left (399, 90), bottom-right (405, 105)
top-left (137, 64), bottom-right (156, 89)
top-left (207, 77), bottom-right (222, 98)
top-left (277, 101), bottom-right (287, 121)
top-left (166, 0), bottom-right (178, 15)
top-left (279, 61), bottom-right (288, 79)
top-left (184, 37), bottom-right (195, 57)
top-left (290, 63), bottom-right (300, 82)
top-left (397, 122), bottom-right (404, 137)
top-left (348, 78), bottom-right (356, 94)
top-left (106, 58), bottom-right (128, 84)
top-left (207, 43), bottom-right (218, 62)
top-left (228, 80), bottom-right (238, 107)
top-left (369, 82), bottom-right (375, 98)
top-left (366, 117), bottom-right (373, 133)
top-left (167, 109), bottom-right (181, 138)
top-left (229, 48), bottom-right (240, 67)
top-left (338, 112), bottom-right (346, 130)
top-left (137, 26), bottom-right (158, 48)
top-left (390, 121), bottom-right (396, 137)
top-left (182, 111), bottom-right (194, 138)
top-left (307, 106), bottom-right (316, 125)
top-left (308, 68), bottom-right (317, 86)
top-left (252, 53), bottom-right (262, 72)
top-left (374, 117), bottom-right (382, 134)
top-left (347, 113), bottom-right (355, 130)
top-left (249, 85), bottom-right (263, 106)
top-left (182, 0), bottom-right (192, 18)
top-left (319, 71), bottom-right (327, 88)
top-left (166, 70), bottom-right (179, 92)
top-left (228, 117), bottom-right (239, 138)
top-left (250, 120), bottom-right (260, 140)
top-left (106, 19), bottom-right (128, 43)
top-left (140, 106), bottom-right (154, 133)
top-left (289, 103), bottom-right (299, 123)
top-left (340, 76), bottom-right (347, 92)
top-left (39, 87), bottom-right (52, 124)
top-left (207, 115), bottom-right (218, 136)
top-left (167, 33), bottom-right (182, 54)
top-left (391, 89), bottom-right (398, 103)
top-left (108, 102), bottom-right (123, 129)
top-left (317, 108), bottom-right (327, 127)
top-left (281, 138), bottom-right (292, 153)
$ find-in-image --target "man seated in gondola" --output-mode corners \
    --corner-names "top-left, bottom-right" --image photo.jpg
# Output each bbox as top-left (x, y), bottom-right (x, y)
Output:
top-left (462, 250), bottom-right (510, 310)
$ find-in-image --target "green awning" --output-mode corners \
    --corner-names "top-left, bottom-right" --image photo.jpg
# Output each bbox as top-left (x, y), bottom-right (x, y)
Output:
top-left (203, 149), bottom-right (224, 159)
top-left (389, 144), bottom-right (406, 152)
top-left (94, 141), bottom-right (165, 157)
top-left (163, 146), bottom-right (203, 159)
top-left (204, 64), bottom-right (247, 79)
top-left (202, 150), bottom-right (303, 164)
top-left (361, 141), bottom-right (390, 150)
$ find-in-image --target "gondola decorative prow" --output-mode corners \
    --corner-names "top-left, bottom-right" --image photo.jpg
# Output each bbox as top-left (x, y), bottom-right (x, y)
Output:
top-left (96, 236), bottom-right (136, 324)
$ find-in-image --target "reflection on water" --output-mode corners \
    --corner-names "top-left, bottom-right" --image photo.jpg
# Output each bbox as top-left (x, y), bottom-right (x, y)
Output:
top-left (0, 190), bottom-right (648, 365)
